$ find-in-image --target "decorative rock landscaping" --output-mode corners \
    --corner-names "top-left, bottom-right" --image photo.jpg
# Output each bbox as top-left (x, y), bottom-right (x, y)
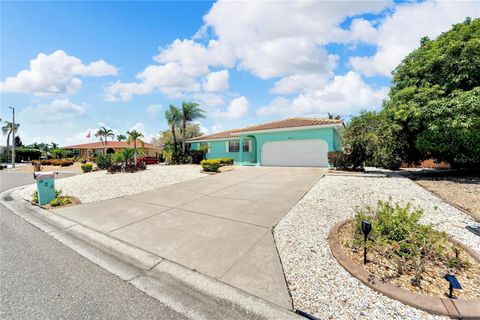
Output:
top-left (19, 165), bottom-right (206, 204)
top-left (274, 173), bottom-right (480, 319)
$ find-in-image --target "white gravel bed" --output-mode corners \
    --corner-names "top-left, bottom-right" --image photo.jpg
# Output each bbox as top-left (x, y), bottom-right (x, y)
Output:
top-left (274, 174), bottom-right (479, 320)
top-left (19, 165), bottom-right (206, 203)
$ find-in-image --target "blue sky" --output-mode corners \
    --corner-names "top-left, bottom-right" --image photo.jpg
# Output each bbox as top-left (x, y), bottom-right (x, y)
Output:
top-left (1, 0), bottom-right (477, 146)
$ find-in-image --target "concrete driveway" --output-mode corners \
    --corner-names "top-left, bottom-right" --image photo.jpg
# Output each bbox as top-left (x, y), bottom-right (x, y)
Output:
top-left (52, 166), bottom-right (325, 309)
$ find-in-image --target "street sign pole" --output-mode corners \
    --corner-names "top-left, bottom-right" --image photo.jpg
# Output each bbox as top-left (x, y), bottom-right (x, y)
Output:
top-left (9, 107), bottom-right (15, 169)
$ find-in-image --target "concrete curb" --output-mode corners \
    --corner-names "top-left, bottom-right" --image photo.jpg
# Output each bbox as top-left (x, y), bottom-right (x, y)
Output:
top-left (1, 187), bottom-right (300, 320)
top-left (328, 219), bottom-right (480, 319)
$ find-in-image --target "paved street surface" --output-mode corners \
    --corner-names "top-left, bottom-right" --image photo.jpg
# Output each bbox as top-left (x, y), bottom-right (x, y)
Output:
top-left (0, 172), bottom-right (185, 320)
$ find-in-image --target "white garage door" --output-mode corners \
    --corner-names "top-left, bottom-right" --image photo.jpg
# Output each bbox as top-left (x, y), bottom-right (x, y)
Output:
top-left (261, 139), bottom-right (329, 167)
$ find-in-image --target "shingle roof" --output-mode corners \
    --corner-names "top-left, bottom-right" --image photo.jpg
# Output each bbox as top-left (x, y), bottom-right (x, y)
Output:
top-left (187, 117), bottom-right (343, 141)
top-left (63, 141), bottom-right (157, 149)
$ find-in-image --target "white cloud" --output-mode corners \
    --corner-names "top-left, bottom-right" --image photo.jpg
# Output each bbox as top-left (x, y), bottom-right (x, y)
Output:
top-left (103, 1), bottom-right (391, 101)
top-left (192, 93), bottom-right (225, 108)
top-left (104, 39), bottom-right (234, 101)
top-left (257, 72), bottom-right (388, 116)
top-left (213, 96), bottom-right (249, 120)
top-left (20, 99), bottom-right (87, 123)
top-left (1, 50), bottom-right (117, 95)
top-left (202, 70), bottom-right (229, 92)
top-left (203, 1), bottom-right (390, 79)
top-left (271, 73), bottom-right (334, 95)
top-left (145, 104), bottom-right (163, 116)
top-left (348, 18), bottom-right (379, 44)
top-left (350, 1), bottom-right (479, 77)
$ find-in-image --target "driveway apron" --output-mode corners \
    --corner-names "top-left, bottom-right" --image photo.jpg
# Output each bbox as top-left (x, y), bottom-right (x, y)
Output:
top-left (52, 167), bottom-right (325, 309)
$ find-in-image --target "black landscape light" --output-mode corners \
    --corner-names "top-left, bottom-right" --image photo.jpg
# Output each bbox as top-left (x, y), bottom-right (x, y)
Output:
top-left (361, 220), bottom-right (372, 264)
top-left (444, 274), bottom-right (462, 298)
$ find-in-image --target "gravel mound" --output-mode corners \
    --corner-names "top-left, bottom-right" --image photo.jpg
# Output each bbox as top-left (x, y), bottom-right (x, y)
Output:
top-left (20, 165), bottom-right (206, 203)
top-left (274, 174), bottom-right (479, 320)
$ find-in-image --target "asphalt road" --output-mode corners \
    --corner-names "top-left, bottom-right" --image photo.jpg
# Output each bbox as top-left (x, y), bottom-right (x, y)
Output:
top-left (0, 172), bottom-right (185, 319)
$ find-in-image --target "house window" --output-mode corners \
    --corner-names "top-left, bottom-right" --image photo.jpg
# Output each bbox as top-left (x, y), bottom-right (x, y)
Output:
top-left (243, 140), bottom-right (250, 152)
top-left (228, 141), bottom-right (240, 152)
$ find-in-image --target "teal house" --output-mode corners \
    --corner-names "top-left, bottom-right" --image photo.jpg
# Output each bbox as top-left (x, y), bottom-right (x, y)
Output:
top-left (187, 117), bottom-right (344, 167)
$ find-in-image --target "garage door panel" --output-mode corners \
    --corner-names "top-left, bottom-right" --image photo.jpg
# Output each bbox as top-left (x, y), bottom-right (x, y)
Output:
top-left (261, 139), bottom-right (328, 167)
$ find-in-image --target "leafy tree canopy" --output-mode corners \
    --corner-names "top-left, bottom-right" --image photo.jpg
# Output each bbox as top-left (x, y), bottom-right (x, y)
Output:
top-left (345, 18), bottom-right (480, 168)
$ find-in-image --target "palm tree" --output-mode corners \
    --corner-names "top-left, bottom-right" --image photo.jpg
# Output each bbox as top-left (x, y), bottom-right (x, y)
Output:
top-left (95, 127), bottom-right (114, 145)
top-left (165, 104), bottom-right (181, 153)
top-left (126, 129), bottom-right (144, 164)
top-left (1, 121), bottom-right (20, 162)
top-left (50, 142), bottom-right (59, 149)
top-left (181, 102), bottom-right (205, 153)
top-left (117, 134), bottom-right (127, 142)
top-left (120, 148), bottom-right (135, 167)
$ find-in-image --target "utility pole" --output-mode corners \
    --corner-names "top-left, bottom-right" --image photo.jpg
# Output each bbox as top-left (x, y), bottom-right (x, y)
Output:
top-left (9, 107), bottom-right (15, 169)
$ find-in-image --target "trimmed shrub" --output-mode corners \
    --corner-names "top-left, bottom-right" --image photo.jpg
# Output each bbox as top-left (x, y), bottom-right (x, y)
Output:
top-left (219, 158), bottom-right (234, 166)
top-left (328, 151), bottom-right (352, 169)
top-left (201, 159), bottom-right (221, 172)
top-left (81, 163), bottom-right (93, 173)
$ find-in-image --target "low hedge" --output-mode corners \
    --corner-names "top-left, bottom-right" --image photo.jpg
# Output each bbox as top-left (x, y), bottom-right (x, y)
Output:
top-left (32, 159), bottom-right (74, 166)
top-left (218, 158), bottom-right (234, 166)
top-left (328, 151), bottom-right (352, 169)
top-left (81, 163), bottom-right (93, 173)
top-left (200, 159), bottom-right (221, 172)
top-left (200, 157), bottom-right (234, 172)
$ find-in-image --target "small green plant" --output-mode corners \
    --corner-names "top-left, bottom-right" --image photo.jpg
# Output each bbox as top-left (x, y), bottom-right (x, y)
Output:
top-left (219, 158), bottom-right (234, 166)
top-left (49, 196), bottom-right (73, 207)
top-left (200, 159), bottom-right (221, 172)
top-left (81, 163), bottom-right (93, 173)
top-left (354, 200), bottom-right (459, 286)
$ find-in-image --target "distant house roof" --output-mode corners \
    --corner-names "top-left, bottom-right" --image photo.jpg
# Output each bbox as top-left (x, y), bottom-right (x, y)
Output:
top-left (187, 117), bottom-right (343, 142)
top-left (63, 140), bottom-right (158, 149)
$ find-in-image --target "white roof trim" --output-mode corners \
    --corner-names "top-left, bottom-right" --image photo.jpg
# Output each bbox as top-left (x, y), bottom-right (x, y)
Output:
top-left (187, 123), bottom-right (343, 142)
top-left (237, 123), bottom-right (343, 135)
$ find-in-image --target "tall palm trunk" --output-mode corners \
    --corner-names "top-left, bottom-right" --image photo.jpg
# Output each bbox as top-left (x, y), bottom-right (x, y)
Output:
top-left (5, 132), bottom-right (11, 162)
top-left (182, 119), bottom-right (187, 153)
top-left (171, 124), bottom-right (177, 153)
top-left (134, 140), bottom-right (137, 164)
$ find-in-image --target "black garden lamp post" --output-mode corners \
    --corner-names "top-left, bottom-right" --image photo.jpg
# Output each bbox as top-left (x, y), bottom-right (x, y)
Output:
top-left (444, 274), bottom-right (462, 298)
top-left (361, 220), bottom-right (372, 264)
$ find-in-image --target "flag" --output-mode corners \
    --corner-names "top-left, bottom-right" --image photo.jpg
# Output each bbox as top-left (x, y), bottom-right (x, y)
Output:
top-left (86, 131), bottom-right (90, 138)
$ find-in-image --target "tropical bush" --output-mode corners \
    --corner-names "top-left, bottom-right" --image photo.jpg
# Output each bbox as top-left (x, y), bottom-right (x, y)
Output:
top-left (95, 153), bottom-right (112, 170)
top-left (189, 149), bottom-right (206, 164)
top-left (353, 200), bottom-right (464, 286)
top-left (81, 163), bottom-right (93, 173)
top-left (200, 159), bottom-right (221, 172)
top-left (50, 148), bottom-right (73, 159)
top-left (327, 151), bottom-right (352, 169)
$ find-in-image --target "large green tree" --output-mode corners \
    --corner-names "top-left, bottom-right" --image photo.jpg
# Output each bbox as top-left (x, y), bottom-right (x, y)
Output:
top-left (345, 18), bottom-right (479, 169)
top-left (384, 17), bottom-right (480, 165)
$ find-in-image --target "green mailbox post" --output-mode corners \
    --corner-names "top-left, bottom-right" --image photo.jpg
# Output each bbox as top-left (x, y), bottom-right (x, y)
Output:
top-left (34, 172), bottom-right (56, 206)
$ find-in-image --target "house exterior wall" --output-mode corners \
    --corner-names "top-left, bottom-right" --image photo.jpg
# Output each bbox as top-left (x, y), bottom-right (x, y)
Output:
top-left (190, 126), bottom-right (341, 165)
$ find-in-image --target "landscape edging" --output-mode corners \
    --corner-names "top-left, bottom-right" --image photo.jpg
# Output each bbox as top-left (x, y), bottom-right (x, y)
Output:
top-left (328, 219), bottom-right (480, 319)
